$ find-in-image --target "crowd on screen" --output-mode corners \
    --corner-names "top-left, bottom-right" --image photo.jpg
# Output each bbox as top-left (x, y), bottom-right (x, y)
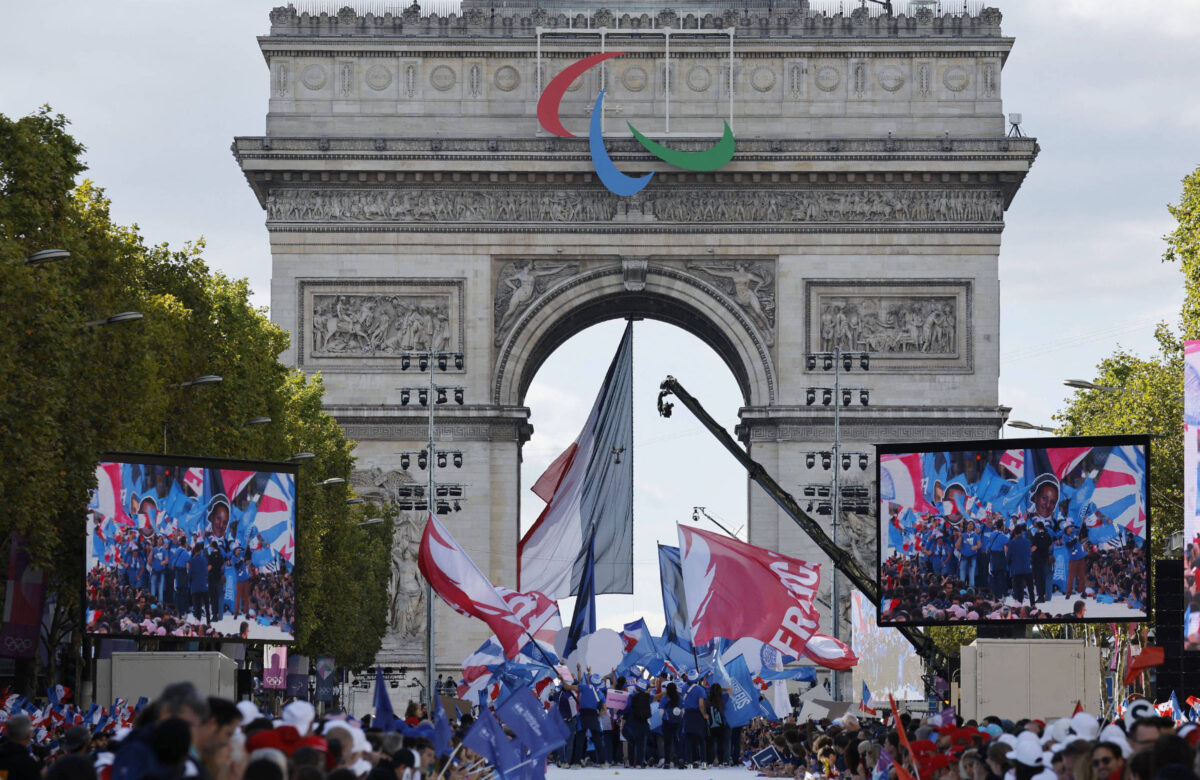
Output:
top-left (4, 679), bottom-right (1200, 780)
top-left (880, 472), bottom-right (1148, 623)
top-left (84, 527), bottom-right (294, 638)
top-left (1185, 535), bottom-right (1200, 652)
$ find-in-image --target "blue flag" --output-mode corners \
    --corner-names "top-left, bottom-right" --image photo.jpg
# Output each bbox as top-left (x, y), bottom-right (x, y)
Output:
top-left (716, 654), bottom-right (761, 728)
top-left (497, 687), bottom-right (564, 761)
top-left (563, 534), bottom-right (596, 658)
top-left (373, 666), bottom-right (396, 730)
top-left (463, 706), bottom-right (524, 775)
top-left (431, 691), bottom-right (453, 757)
top-left (657, 544), bottom-right (693, 649)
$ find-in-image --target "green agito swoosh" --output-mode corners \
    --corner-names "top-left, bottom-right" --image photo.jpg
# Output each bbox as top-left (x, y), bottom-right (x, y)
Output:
top-left (627, 121), bottom-right (736, 172)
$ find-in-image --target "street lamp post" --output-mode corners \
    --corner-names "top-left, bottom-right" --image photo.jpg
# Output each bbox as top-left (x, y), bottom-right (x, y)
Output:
top-left (804, 347), bottom-right (870, 701)
top-left (396, 348), bottom-right (465, 703)
top-left (1006, 420), bottom-right (1056, 433)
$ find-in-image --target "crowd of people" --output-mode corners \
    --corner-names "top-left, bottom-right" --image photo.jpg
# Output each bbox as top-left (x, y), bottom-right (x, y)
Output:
top-left (742, 707), bottom-right (1199, 780)
top-left (3, 680), bottom-right (1200, 780)
top-left (881, 473), bottom-right (1149, 622)
top-left (549, 667), bottom-right (749, 769)
top-left (85, 528), bottom-right (294, 638)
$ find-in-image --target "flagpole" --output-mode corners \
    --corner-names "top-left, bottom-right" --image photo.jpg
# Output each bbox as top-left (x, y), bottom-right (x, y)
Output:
top-left (435, 744), bottom-right (464, 780)
top-left (427, 345), bottom-right (437, 705)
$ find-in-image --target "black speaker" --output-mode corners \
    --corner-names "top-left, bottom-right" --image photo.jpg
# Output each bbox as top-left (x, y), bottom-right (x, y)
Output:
top-left (237, 669), bottom-right (253, 700)
top-left (1152, 560), bottom-right (1200, 699)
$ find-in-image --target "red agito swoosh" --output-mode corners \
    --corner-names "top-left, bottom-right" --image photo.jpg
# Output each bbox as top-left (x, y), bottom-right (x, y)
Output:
top-left (536, 51), bottom-right (626, 138)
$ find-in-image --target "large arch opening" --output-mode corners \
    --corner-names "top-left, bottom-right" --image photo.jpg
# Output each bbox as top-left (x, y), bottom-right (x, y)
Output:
top-left (492, 263), bottom-right (777, 409)
top-left (518, 319), bottom-right (748, 632)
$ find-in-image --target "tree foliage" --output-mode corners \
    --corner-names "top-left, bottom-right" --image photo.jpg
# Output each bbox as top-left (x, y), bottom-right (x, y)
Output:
top-left (0, 108), bottom-right (393, 682)
top-left (1052, 166), bottom-right (1200, 559)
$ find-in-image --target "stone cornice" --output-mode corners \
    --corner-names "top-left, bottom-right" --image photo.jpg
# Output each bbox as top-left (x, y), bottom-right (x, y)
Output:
top-left (735, 404), bottom-right (1010, 443)
top-left (232, 136), bottom-right (1038, 207)
top-left (257, 38), bottom-right (1017, 60)
top-left (233, 135), bottom-right (1038, 158)
top-left (265, 4), bottom-right (1006, 43)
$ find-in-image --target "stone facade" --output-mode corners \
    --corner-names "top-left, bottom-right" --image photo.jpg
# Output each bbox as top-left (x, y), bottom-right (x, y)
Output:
top-left (236, 1), bottom-right (1035, 695)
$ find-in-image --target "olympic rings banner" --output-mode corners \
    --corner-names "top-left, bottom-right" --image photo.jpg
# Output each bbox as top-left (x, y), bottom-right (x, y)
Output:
top-left (537, 52), bottom-right (736, 197)
top-left (0, 533), bottom-right (47, 659)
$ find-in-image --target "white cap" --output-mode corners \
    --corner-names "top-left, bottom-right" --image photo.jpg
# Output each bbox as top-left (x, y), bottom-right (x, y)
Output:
top-left (1011, 733), bottom-right (1044, 767)
top-left (1099, 724), bottom-right (1133, 758)
top-left (282, 700), bottom-right (316, 735)
top-left (1069, 712), bottom-right (1100, 742)
top-left (237, 701), bottom-right (262, 724)
top-left (349, 725), bottom-right (372, 754)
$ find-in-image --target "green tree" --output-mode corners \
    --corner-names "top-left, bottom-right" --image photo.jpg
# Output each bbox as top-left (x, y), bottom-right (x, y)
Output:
top-left (0, 108), bottom-right (393, 690)
top-left (1052, 166), bottom-right (1200, 558)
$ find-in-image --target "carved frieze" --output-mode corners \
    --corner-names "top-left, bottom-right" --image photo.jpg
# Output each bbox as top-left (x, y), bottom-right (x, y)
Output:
top-left (806, 280), bottom-right (973, 373)
top-left (297, 279), bottom-right (465, 372)
top-left (266, 188), bottom-right (1004, 229)
top-left (686, 261), bottom-right (776, 345)
top-left (493, 260), bottom-right (581, 345)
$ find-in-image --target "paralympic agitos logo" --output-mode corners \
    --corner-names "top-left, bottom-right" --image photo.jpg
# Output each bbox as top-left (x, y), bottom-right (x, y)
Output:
top-left (536, 52), bottom-right (736, 197)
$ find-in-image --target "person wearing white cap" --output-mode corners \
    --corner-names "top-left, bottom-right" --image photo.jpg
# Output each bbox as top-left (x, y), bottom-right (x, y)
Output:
top-left (236, 700), bottom-right (262, 725)
top-left (1089, 742), bottom-right (1126, 780)
top-left (1069, 712), bottom-right (1101, 742)
top-left (281, 700), bottom-right (316, 736)
top-left (1098, 725), bottom-right (1133, 759)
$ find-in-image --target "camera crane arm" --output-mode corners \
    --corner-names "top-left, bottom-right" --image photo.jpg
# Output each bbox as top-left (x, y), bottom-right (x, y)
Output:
top-left (655, 375), bottom-right (949, 675)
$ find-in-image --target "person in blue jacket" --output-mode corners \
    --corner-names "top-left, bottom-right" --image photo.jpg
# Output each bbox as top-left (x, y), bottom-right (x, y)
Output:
top-left (657, 681), bottom-right (683, 768)
top-left (1006, 523), bottom-right (1034, 606)
top-left (984, 519), bottom-right (1010, 598)
top-left (150, 538), bottom-right (168, 604)
top-left (1064, 525), bottom-right (1088, 597)
top-left (958, 521), bottom-right (982, 587)
top-left (681, 671), bottom-right (709, 767)
top-left (172, 541), bottom-right (191, 614)
top-left (187, 543), bottom-right (210, 623)
top-left (573, 671), bottom-right (608, 766)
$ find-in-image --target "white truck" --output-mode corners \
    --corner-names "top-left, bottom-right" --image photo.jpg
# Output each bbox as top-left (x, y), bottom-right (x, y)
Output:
top-left (959, 639), bottom-right (1101, 721)
top-left (97, 652), bottom-right (237, 705)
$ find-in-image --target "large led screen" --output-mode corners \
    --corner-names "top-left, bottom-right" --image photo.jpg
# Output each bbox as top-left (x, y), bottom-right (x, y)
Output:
top-left (85, 454), bottom-right (297, 640)
top-left (1186, 341), bottom-right (1200, 650)
top-left (850, 591), bottom-right (924, 701)
top-left (877, 435), bottom-right (1149, 626)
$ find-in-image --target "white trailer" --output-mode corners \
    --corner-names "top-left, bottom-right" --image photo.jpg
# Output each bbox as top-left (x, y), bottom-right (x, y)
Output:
top-left (959, 639), bottom-right (1101, 721)
top-left (101, 652), bottom-right (237, 704)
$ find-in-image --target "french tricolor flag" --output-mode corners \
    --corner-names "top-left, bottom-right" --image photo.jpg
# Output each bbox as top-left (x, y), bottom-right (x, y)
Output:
top-left (518, 323), bottom-right (633, 599)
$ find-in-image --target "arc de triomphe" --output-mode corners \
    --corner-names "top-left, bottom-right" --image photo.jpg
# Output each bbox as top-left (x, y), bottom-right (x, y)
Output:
top-left (235, 1), bottom-right (1035, 686)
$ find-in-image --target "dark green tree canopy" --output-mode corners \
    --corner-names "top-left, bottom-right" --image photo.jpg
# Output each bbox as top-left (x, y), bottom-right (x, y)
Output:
top-left (0, 107), bottom-right (393, 677)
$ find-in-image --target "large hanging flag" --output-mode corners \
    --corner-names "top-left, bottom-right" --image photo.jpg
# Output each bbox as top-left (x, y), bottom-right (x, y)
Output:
top-left (562, 535), bottom-right (597, 659)
top-left (658, 544), bottom-right (694, 649)
top-left (678, 525), bottom-right (821, 655)
top-left (519, 323), bottom-right (634, 598)
top-left (418, 515), bottom-right (556, 658)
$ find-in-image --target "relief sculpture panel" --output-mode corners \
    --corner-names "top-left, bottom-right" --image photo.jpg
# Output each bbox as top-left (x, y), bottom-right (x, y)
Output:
top-left (686, 261), bottom-right (776, 345)
top-left (806, 280), bottom-right (972, 373)
top-left (298, 279), bottom-right (464, 372)
top-left (493, 260), bottom-right (581, 345)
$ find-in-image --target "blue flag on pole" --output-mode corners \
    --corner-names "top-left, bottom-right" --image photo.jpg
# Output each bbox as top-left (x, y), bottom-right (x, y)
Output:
top-left (463, 706), bottom-right (524, 775)
top-left (497, 687), bottom-right (564, 761)
top-left (563, 534), bottom-right (597, 658)
top-left (373, 666), bottom-right (396, 731)
top-left (657, 544), bottom-right (693, 649)
top-left (717, 654), bottom-right (761, 728)
top-left (431, 691), bottom-right (453, 757)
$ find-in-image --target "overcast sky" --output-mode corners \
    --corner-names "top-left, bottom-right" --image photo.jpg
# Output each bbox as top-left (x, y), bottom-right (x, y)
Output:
top-left (3, 2), bottom-right (1196, 636)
